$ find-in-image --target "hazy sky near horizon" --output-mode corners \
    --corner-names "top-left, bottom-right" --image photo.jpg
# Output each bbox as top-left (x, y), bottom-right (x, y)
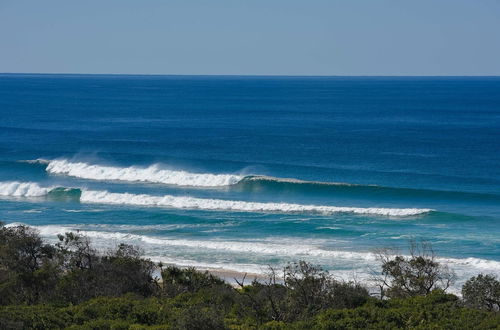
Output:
top-left (1, 0), bottom-right (500, 76)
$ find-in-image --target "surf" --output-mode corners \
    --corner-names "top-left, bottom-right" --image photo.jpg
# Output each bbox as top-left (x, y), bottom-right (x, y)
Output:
top-left (34, 159), bottom-right (500, 204)
top-left (0, 181), bottom-right (53, 197)
top-left (0, 181), bottom-right (432, 216)
top-left (0, 181), bottom-right (82, 201)
top-left (9, 222), bottom-right (500, 292)
top-left (79, 189), bottom-right (432, 216)
top-left (45, 159), bottom-right (244, 187)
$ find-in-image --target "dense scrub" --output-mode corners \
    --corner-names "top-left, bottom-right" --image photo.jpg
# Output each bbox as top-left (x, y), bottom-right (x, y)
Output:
top-left (1, 222), bottom-right (499, 329)
top-left (1, 291), bottom-right (499, 329)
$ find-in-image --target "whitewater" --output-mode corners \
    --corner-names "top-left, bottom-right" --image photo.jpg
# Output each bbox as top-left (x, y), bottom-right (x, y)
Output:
top-left (0, 181), bottom-right (431, 216)
top-left (46, 159), bottom-right (244, 187)
top-left (0, 181), bottom-right (52, 197)
top-left (7, 222), bottom-right (500, 293)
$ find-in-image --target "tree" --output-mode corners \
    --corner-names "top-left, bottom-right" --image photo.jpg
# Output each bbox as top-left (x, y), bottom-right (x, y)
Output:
top-left (283, 261), bottom-right (368, 318)
top-left (462, 274), bottom-right (500, 311)
top-left (0, 224), bottom-right (60, 305)
top-left (376, 240), bottom-right (456, 298)
top-left (56, 242), bottom-right (159, 304)
top-left (161, 266), bottom-right (226, 297)
top-left (56, 232), bottom-right (96, 270)
top-left (235, 262), bottom-right (369, 323)
top-left (283, 261), bottom-right (331, 316)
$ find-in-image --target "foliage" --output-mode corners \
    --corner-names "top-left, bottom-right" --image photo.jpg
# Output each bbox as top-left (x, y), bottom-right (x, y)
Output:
top-left (56, 240), bottom-right (158, 304)
top-left (311, 291), bottom-right (500, 330)
top-left (280, 261), bottom-right (369, 320)
top-left (160, 265), bottom-right (227, 297)
top-left (0, 224), bottom-right (60, 304)
top-left (0, 224), bottom-right (158, 305)
top-left (1, 291), bottom-right (499, 329)
top-left (462, 273), bottom-right (500, 311)
top-left (375, 240), bottom-right (456, 298)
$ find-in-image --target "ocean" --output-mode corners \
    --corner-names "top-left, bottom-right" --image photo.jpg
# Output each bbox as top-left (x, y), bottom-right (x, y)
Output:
top-left (1, 74), bottom-right (499, 292)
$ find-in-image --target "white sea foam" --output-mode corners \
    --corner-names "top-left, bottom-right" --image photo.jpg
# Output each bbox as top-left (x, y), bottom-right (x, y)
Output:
top-left (0, 181), bottom-right (52, 197)
top-left (45, 159), bottom-right (244, 187)
top-left (22, 209), bottom-right (43, 213)
top-left (7, 223), bottom-right (500, 294)
top-left (80, 189), bottom-right (432, 216)
top-left (0, 180), bottom-right (432, 216)
top-left (17, 224), bottom-right (380, 261)
top-left (21, 223), bottom-right (500, 270)
top-left (0, 183), bottom-right (432, 217)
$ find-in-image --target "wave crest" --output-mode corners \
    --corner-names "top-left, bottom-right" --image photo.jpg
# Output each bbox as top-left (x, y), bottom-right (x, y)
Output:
top-left (45, 159), bottom-right (244, 187)
top-left (0, 181), bottom-right (52, 197)
top-left (0, 181), bottom-right (432, 216)
top-left (80, 189), bottom-right (432, 216)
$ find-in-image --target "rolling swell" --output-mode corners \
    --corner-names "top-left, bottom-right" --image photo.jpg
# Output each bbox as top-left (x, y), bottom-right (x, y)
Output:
top-left (47, 187), bottom-right (82, 201)
top-left (34, 159), bottom-right (500, 204)
top-left (0, 181), bottom-right (432, 216)
top-left (237, 176), bottom-right (500, 203)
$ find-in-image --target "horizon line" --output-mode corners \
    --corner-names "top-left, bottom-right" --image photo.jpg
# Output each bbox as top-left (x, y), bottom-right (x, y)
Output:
top-left (1, 72), bottom-right (500, 78)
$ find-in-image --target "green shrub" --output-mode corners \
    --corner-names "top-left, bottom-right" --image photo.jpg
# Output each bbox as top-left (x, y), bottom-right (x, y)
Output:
top-left (161, 266), bottom-right (226, 298)
top-left (462, 274), bottom-right (500, 311)
top-left (376, 240), bottom-right (456, 299)
top-left (311, 291), bottom-right (500, 330)
top-left (0, 305), bottom-right (72, 329)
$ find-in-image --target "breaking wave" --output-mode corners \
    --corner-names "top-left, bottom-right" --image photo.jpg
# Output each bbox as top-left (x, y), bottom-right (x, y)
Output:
top-left (45, 159), bottom-right (244, 187)
top-left (80, 190), bottom-right (432, 216)
top-left (0, 181), bottom-right (432, 216)
top-left (42, 159), bottom-right (362, 188)
top-left (32, 159), bottom-right (500, 204)
top-left (7, 223), bottom-right (500, 276)
top-left (0, 181), bottom-right (81, 200)
top-left (0, 181), bottom-right (52, 197)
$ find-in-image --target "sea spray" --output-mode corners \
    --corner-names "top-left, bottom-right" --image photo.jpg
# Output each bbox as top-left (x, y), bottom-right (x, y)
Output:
top-left (0, 181), bottom-right (52, 197)
top-left (46, 159), bottom-right (244, 187)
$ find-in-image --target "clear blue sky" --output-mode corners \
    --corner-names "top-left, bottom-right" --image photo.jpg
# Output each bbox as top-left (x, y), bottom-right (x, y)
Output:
top-left (1, 0), bottom-right (499, 75)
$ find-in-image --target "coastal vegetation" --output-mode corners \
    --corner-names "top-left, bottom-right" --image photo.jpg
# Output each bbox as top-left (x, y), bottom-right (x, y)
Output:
top-left (1, 222), bottom-right (499, 329)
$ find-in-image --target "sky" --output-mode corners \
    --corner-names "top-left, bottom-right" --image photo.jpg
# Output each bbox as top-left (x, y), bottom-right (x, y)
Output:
top-left (1, 0), bottom-right (500, 76)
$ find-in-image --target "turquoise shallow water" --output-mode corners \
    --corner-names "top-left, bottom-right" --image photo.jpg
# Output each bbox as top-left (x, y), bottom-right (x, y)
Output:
top-left (0, 74), bottom-right (499, 291)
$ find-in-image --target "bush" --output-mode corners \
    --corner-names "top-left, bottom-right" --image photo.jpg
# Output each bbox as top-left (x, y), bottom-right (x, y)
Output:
top-left (462, 274), bottom-right (500, 311)
top-left (55, 234), bottom-right (159, 304)
top-left (172, 305), bottom-right (226, 330)
top-left (0, 305), bottom-right (72, 329)
top-left (160, 266), bottom-right (226, 297)
top-left (282, 261), bottom-right (369, 319)
top-left (0, 224), bottom-right (61, 304)
top-left (312, 291), bottom-right (500, 330)
top-left (0, 280), bottom-right (499, 329)
top-left (0, 224), bottom-right (159, 306)
top-left (375, 240), bottom-right (456, 298)
top-left (232, 262), bottom-right (369, 324)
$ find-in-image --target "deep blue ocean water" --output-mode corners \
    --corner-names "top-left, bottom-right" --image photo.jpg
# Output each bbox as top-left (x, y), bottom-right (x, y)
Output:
top-left (1, 74), bottom-right (499, 290)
